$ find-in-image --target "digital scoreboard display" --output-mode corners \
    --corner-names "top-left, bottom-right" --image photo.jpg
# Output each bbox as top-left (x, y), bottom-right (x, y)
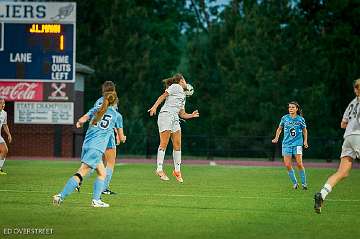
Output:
top-left (0, 2), bottom-right (76, 82)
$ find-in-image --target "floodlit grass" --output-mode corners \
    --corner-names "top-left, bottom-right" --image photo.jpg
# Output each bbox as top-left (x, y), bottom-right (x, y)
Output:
top-left (0, 160), bottom-right (359, 239)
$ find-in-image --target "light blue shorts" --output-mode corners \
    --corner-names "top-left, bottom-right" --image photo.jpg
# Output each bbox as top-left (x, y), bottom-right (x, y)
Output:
top-left (107, 132), bottom-right (116, 149)
top-left (282, 146), bottom-right (303, 156)
top-left (81, 148), bottom-right (103, 169)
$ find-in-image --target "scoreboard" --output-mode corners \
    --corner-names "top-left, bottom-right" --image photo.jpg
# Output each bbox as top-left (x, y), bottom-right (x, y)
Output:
top-left (0, 2), bottom-right (76, 82)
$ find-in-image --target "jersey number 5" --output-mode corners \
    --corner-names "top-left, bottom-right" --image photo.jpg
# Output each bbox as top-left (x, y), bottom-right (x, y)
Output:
top-left (99, 114), bottom-right (112, 129)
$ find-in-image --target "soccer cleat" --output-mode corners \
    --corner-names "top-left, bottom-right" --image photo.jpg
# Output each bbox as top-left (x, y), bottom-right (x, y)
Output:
top-left (92, 199), bottom-right (110, 208)
top-left (156, 170), bottom-right (170, 181)
top-left (293, 183), bottom-right (299, 189)
top-left (0, 169), bottom-right (7, 175)
top-left (75, 185), bottom-right (81, 193)
top-left (52, 194), bottom-right (63, 206)
top-left (302, 184), bottom-right (308, 190)
top-left (314, 192), bottom-right (323, 214)
top-left (172, 170), bottom-right (184, 183)
top-left (102, 189), bottom-right (117, 195)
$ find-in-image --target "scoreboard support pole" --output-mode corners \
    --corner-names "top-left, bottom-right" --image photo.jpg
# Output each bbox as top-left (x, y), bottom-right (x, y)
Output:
top-left (54, 125), bottom-right (63, 157)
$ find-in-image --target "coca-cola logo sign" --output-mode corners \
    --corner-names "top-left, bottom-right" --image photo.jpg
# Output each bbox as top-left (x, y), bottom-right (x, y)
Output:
top-left (0, 82), bottom-right (43, 101)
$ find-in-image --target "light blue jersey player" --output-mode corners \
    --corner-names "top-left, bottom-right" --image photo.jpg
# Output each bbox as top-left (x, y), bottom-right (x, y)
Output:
top-left (90, 96), bottom-right (123, 194)
top-left (272, 102), bottom-right (309, 190)
top-left (93, 96), bottom-right (118, 150)
top-left (280, 114), bottom-right (306, 153)
top-left (82, 102), bottom-right (123, 167)
top-left (53, 91), bottom-right (123, 208)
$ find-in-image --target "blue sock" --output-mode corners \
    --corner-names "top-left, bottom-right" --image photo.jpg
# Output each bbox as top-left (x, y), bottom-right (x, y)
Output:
top-left (104, 168), bottom-right (113, 191)
top-left (299, 169), bottom-right (307, 185)
top-left (93, 178), bottom-right (105, 200)
top-left (60, 177), bottom-right (79, 199)
top-left (288, 169), bottom-right (298, 185)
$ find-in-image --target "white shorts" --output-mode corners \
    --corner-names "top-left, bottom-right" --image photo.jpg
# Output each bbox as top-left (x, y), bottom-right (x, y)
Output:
top-left (340, 135), bottom-right (360, 159)
top-left (0, 136), bottom-right (5, 144)
top-left (157, 111), bottom-right (181, 133)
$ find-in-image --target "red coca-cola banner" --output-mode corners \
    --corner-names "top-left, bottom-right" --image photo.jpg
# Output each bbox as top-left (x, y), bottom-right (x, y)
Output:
top-left (0, 82), bottom-right (43, 101)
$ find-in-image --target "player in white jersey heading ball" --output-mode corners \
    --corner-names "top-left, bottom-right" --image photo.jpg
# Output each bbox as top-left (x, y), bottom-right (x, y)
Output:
top-left (314, 79), bottom-right (360, 213)
top-left (0, 98), bottom-right (12, 175)
top-left (148, 73), bottom-right (199, 183)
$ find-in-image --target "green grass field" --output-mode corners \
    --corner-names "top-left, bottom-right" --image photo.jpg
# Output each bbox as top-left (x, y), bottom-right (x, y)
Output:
top-left (1, 160), bottom-right (360, 239)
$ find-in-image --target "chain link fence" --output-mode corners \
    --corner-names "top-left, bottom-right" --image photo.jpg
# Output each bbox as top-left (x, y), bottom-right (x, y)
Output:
top-left (115, 134), bottom-right (343, 162)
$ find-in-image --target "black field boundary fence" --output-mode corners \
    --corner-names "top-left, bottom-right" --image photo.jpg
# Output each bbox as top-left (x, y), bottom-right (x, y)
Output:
top-left (114, 134), bottom-right (343, 162)
top-left (12, 130), bottom-right (346, 161)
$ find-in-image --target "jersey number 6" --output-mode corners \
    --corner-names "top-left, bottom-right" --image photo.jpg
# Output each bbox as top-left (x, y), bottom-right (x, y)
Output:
top-left (290, 128), bottom-right (296, 137)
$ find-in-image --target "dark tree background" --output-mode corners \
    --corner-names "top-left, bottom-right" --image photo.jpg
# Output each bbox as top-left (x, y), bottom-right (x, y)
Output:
top-left (53, 0), bottom-right (360, 157)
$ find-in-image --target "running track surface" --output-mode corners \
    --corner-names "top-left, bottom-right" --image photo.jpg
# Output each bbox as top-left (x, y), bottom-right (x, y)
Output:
top-left (7, 157), bottom-right (360, 169)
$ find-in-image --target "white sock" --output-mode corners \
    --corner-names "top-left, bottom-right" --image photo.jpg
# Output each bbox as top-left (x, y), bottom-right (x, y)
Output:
top-left (173, 150), bottom-right (181, 172)
top-left (156, 148), bottom-right (165, 172)
top-left (0, 158), bottom-right (5, 169)
top-left (320, 183), bottom-right (332, 200)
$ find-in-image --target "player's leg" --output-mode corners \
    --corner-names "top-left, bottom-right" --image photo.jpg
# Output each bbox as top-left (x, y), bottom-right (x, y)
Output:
top-left (102, 147), bottom-right (116, 194)
top-left (282, 147), bottom-right (298, 188)
top-left (53, 163), bottom-right (92, 205)
top-left (314, 136), bottom-right (357, 213)
top-left (314, 156), bottom-right (352, 213)
top-left (92, 161), bottom-right (109, 207)
top-left (171, 130), bottom-right (183, 183)
top-left (156, 130), bottom-right (171, 180)
top-left (0, 141), bottom-right (8, 175)
top-left (324, 156), bottom-right (352, 191)
top-left (74, 146), bottom-right (101, 192)
top-left (294, 146), bottom-right (307, 189)
top-left (102, 132), bottom-right (117, 194)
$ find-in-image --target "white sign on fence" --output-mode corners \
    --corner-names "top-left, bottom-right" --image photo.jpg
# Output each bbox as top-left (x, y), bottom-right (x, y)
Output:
top-left (14, 102), bottom-right (74, 124)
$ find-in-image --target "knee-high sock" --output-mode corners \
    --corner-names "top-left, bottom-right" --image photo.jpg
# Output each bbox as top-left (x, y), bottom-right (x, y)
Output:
top-left (156, 148), bottom-right (165, 171)
top-left (60, 177), bottom-right (79, 199)
top-left (299, 169), bottom-right (307, 185)
top-left (288, 168), bottom-right (298, 185)
top-left (173, 150), bottom-right (181, 172)
top-left (320, 183), bottom-right (332, 200)
top-left (0, 157), bottom-right (5, 169)
top-left (93, 178), bottom-right (105, 200)
top-left (103, 167), bottom-right (113, 191)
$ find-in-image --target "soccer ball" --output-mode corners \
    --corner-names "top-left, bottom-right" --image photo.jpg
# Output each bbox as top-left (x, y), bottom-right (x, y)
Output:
top-left (185, 83), bottom-right (194, 97)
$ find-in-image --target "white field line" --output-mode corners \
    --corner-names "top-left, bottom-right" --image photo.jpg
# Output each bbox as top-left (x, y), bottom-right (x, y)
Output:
top-left (0, 189), bottom-right (359, 202)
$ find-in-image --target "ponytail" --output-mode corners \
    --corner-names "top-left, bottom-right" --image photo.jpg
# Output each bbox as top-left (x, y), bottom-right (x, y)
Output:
top-left (92, 91), bottom-right (117, 125)
top-left (162, 73), bottom-right (184, 89)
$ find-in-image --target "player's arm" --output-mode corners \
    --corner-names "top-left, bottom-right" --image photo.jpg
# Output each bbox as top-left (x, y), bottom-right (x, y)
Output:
top-left (303, 127), bottom-right (308, 148)
top-left (76, 115), bottom-right (90, 128)
top-left (340, 119), bottom-right (348, 129)
top-left (178, 109), bottom-right (199, 119)
top-left (116, 128), bottom-right (126, 144)
top-left (115, 113), bottom-right (126, 143)
top-left (341, 102), bottom-right (352, 129)
top-left (76, 106), bottom-right (99, 128)
top-left (3, 124), bottom-right (12, 143)
top-left (271, 126), bottom-right (282, 143)
top-left (148, 91), bottom-right (169, 116)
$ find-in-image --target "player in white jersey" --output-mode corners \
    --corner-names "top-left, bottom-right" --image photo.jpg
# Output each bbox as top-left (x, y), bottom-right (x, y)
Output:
top-left (148, 73), bottom-right (199, 182)
top-left (314, 79), bottom-right (360, 213)
top-left (0, 98), bottom-right (12, 175)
